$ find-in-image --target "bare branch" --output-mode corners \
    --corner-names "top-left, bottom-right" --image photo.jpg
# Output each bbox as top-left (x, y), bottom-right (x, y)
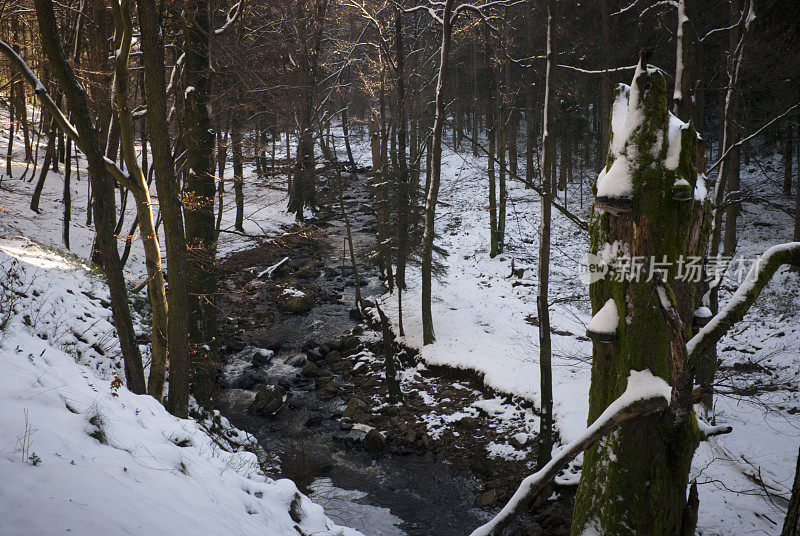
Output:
top-left (469, 371), bottom-right (672, 536)
top-left (687, 242), bottom-right (800, 361)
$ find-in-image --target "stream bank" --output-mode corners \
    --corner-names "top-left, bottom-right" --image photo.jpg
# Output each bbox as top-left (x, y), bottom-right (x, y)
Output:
top-left (215, 170), bottom-right (575, 535)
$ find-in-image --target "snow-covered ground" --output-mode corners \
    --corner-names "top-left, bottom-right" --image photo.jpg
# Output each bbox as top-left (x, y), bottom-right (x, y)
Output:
top-left (0, 106), bottom-right (357, 536)
top-left (1, 98), bottom-right (798, 535)
top-left (378, 142), bottom-right (800, 535)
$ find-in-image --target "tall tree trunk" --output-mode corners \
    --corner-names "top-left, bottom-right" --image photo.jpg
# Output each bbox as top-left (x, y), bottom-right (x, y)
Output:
top-left (370, 113), bottom-right (393, 292)
top-left (28, 0), bottom-right (147, 394)
top-left (216, 127), bottom-right (228, 234)
top-left (395, 10), bottom-right (410, 293)
top-left (796, 119), bottom-right (800, 243)
top-left (63, 130), bottom-right (72, 249)
top-left (6, 92), bottom-right (14, 178)
top-left (232, 114), bottom-right (244, 232)
top-left (288, 45), bottom-right (318, 221)
top-left (571, 59), bottom-right (707, 536)
top-left (109, 0), bottom-right (170, 402)
top-left (30, 118), bottom-right (57, 213)
top-left (421, 0), bottom-right (455, 345)
top-left (722, 0), bottom-right (744, 258)
top-left (783, 444), bottom-right (800, 536)
top-left (598, 0), bottom-right (611, 171)
top-left (536, 0), bottom-right (556, 469)
top-left (11, 15), bottom-right (32, 162)
top-left (341, 106), bottom-right (357, 172)
top-left (486, 25), bottom-right (498, 258)
top-left (785, 118), bottom-right (794, 197)
top-left (136, 0), bottom-right (190, 417)
top-left (183, 0), bottom-right (217, 407)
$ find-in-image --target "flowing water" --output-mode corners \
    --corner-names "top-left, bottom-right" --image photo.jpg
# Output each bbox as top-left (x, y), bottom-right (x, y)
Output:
top-left (216, 172), bottom-right (489, 536)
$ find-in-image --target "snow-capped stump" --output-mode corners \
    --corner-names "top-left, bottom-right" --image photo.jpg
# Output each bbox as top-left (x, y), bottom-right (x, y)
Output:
top-left (586, 299), bottom-right (619, 343)
top-left (693, 306), bottom-right (713, 329)
top-left (672, 178), bottom-right (693, 201)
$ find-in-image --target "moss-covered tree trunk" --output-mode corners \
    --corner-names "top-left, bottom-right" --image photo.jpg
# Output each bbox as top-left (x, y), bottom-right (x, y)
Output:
top-left (571, 62), bottom-right (709, 536)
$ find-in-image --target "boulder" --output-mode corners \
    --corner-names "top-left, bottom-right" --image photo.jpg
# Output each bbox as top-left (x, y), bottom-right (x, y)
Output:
top-left (296, 260), bottom-right (322, 279)
top-left (278, 291), bottom-right (312, 314)
top-left (252, 348), bottom-right (274, 367)
top-left (363, 429), bottom-right (385, 453)
top-left (343, 398), bottom-right (368, 420)
top-left (455, 416), bottom-right (479, 431)
top-left (316, 376), bottom-right (339, 398)
top-left (474, 489), bottom-right (499, 508)
top-left (332, 360), bottom-right (351, 374)
top-left (250, 385), bottom-right (286, 415)
top-left (510, 432), bottom-right (529, 450)
top-left (341, 335), bottom-right (361, 351)
top-left (301, 362), bottom-right (320, 378)
top-left (325, 350), bottom-right (343, 364)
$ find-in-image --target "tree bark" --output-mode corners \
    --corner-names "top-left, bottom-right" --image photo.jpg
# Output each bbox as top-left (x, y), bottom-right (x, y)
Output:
top-left (63, 130), bottom-right (72, 249)
top-left (722, 0), bottom-right (744, 258)
top-left (395, 9), bottom-right (410, 292)
top-left (183, 0), bottom-right (218, 407)
top-left (109, 0), bottom-right (170, 402)
top-left (572, 60), bottom-right (707, 536)
top-left (421, 0), bottom-right (455, 345)
top-left (784, 444), bottom-right (800, 536)
top-left (136, 0), bottom-right (191, 416)
top-left (537, 0), bottom-right (556, 469)
top-left (785, 118), bottom-right (794, 197)
top-left (30, 117), bottom-right (57, 213)
top-left (485, 25), bottom-right (498, 258)
top-left (25, 0), bottom-right (147, 394)
top-left (231, 114), bottom-right (244, 232)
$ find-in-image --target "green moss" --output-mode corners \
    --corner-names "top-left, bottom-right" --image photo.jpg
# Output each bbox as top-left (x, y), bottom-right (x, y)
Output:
top-left (574, 68), bottom-right (709, 536)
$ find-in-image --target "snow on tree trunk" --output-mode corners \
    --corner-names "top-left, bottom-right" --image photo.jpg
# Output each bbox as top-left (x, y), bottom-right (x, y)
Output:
top-left (571, 60), bottom-right (708, 536)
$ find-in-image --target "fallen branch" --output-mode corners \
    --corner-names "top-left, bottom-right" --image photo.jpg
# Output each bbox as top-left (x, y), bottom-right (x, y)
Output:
top-left (469, 370), bottom-right (672, 536)
top-left (257, 256), bottom-right (289, 279)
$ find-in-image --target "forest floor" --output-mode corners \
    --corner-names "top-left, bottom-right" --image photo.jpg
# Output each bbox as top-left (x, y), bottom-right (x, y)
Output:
top-left (0, 103), bottom-right (799, 535)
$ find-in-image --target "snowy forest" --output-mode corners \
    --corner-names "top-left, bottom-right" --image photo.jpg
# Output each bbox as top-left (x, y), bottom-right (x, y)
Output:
top-left (0, 0), bottom-right (799, 534)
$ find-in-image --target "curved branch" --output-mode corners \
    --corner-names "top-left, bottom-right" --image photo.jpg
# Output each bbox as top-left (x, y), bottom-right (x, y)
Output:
top-left (0, 39), bottom-right (136, 191)
top-left (469, 371), bottom-right (672, 536)
top-left (687, 242), bottom-right (800, 361)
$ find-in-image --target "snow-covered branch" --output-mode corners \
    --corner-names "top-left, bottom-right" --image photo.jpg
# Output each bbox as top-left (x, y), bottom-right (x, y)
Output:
top-left (687, 242), bottom-right (800, 361)
top-left (0, 39), bottom-right (135, 191)
top-left (469, 371), bottom-right (672, 536)
top-left (705, 102), bottom-right (800, 176)
top-left (215, 1), bottom-right (241, 35)
top-left (257, 257), bottom-right (290, 279)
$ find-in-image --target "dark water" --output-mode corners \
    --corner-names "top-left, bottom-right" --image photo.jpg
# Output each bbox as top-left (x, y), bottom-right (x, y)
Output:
top-left (217, 173), bottom-right (489, 536)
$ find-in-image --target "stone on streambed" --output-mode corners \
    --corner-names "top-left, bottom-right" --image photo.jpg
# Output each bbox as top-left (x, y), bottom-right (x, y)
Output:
top-left (325, 350), bottom-right (342, 364)
top-left (278, 289), bottom-right (313, 314)
top-left (315, 376), bottom-right (339, 398)
top-left (295, 260), bottom-right (322, 278)
top-left (510, 432), bottom-right (530, 450)
top-left (474, 489), bottom-right (499, 508)
top-left (363, 428), bottom-right (386, 453)
top-left (250, 385), bottom-right (286, 415)
top-left (342, 397), bottom-right (368, 420)
top-left (252, 348), bottom-right (274, 367)
top-left (341, 335), bottom-right (360, 351)
top-left (301, 362), bottom-right (320, 377)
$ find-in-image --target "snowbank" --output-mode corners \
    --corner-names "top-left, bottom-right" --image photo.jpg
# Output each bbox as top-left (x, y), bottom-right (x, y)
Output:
top-left (0, 239), bottom-right (360, 536)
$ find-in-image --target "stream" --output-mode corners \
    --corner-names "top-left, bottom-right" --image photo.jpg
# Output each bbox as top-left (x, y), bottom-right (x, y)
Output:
top-left (215, 170), bottom-right (491, 535)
